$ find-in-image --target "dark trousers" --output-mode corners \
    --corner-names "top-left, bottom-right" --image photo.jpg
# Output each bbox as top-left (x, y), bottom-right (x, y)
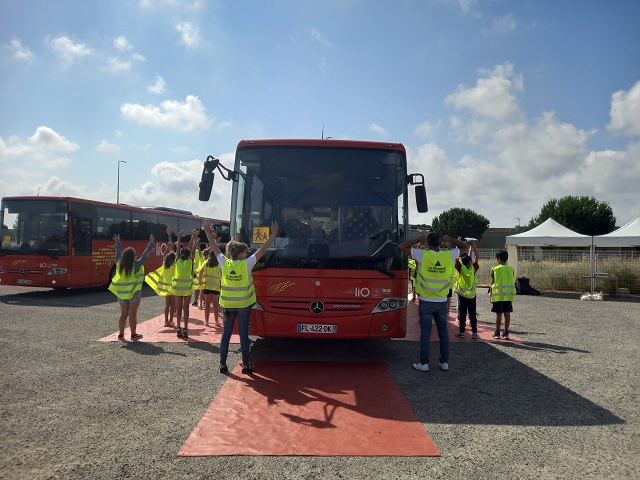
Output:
top-left (457, 295), bottom-right (477, 333)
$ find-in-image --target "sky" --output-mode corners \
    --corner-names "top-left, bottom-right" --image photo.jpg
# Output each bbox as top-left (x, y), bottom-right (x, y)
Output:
top-left (1, 0), bottom-right (639, 229)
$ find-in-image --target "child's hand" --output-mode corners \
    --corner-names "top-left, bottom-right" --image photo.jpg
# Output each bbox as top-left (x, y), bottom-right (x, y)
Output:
top-left (113, 234), bottom-right (121, 243)
top-left (149, 234), bottom-right (155, 243)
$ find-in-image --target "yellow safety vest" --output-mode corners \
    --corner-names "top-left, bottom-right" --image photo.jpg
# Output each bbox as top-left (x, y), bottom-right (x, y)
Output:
top-left (109, 264), bottom-right (145, 300)
top-left (200, 263), bottom-right (221, 291)
top-left (171, 258), bottom-right (194, 296)
top-left (414, 250), bottom-right (454, 299)
top-left (408, 259), bottom-right (416, 279)
top-left (219, 258), bottom-right (256, 308)
top-left (491, 264), bottom-right (516, 302)
top-left (145, 264), bottom-right (175, 296)
top-left (454, 263), bottom-right (477, 299)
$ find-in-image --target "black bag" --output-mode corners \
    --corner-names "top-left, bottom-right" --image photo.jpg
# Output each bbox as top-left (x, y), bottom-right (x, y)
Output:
top-left (516, 276), bottom-right (541, 295)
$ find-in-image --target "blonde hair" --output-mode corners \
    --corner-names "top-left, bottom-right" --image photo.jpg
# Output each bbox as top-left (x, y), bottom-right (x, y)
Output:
top-left (226, 240), bottom-right (248, 260)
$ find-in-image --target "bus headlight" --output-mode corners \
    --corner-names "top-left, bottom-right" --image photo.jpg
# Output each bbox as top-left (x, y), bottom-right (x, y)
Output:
top-left (371, 297), bottom-right (407, 313)
top-left (47, 268), bottom-right (68, 276)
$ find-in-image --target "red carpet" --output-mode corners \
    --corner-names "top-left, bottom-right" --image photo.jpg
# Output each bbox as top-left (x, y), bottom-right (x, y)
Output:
top-left (395, 300), bottom-right (523, 343)
top-left (97, 307), bottom-right (240, 343)
top-left (178, 361), bottom-right (440, 456)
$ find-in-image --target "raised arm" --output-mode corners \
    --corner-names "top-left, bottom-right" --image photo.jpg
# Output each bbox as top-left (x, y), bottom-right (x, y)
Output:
top-left (442, 234), bottom-right (468, 250)
top-left (397, 235), bottom-right (426, 257)
top-left (166, 227), bottom-right (174, 255)
top-left (254, 221), bottom-right (279, 262)
top-left (203, 220), bottom-right (222, 257)
top-left (469, 238), bottom-right (479, 261)
top-left (189, 229), bottom-right (199, 259)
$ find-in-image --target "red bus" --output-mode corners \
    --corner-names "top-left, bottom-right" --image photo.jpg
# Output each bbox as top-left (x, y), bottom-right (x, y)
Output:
top-left (198, 139), bottom-right (428, 338)
top-left (0, 196), bottom-right (229, 289)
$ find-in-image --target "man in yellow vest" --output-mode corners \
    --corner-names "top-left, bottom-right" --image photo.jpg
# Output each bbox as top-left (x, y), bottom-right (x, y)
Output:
top-left (399, 231), bottom-right (469, 372)
top-left (490, 249), bottom-right (516, 339)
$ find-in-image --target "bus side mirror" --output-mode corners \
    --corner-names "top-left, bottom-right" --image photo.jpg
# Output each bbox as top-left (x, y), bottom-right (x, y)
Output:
top-left (415, 185), bottom-right (428, 213)
top-left (198, 170), bottom-right (215, 201)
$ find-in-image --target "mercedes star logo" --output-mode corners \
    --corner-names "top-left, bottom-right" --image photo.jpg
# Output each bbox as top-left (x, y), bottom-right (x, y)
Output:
top-left (310, 300), bottom-right (324, 315)
top-left (20, 269), bottom-right (26, 276)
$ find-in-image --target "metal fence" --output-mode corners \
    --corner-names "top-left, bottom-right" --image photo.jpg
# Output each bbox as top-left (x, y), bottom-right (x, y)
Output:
top-left (476, 248), bottom-right (640, 296)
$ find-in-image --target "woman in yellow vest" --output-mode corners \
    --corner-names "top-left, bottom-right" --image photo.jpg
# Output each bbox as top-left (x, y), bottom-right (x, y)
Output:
top-left (490, 249), bottom-right (516, 340)
top-left (109, 233), bottom-right (155, 341)
top-left (204, 219), bottom-right (279, 374)
top-left (145, 227), bottom-right (176, 327)
top-left (171, 228), bottom-right (198, 338)
top-left (398, 231), bottom-right (469, 372)
top-left (198, 248), bottom-right (222, 327)
top-left (454, 239), bottom-right (480, 339)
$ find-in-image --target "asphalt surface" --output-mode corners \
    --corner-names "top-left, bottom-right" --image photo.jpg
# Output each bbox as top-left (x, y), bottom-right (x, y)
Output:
top-left (0, 285), bottom-right (638, 480)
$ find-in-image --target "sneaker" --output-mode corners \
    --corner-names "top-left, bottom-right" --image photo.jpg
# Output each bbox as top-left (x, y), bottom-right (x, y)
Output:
top-left (176, 327), bottom-right (183, 338)
top-left (191, 301), bottom-right (197, 306)
top-left (438, 362), bottom-right (449, 371)
top-left (471, 332), bottom-right (480, 339)
top-left (130, 333), bottom-right (143, 340)
top-left (492, 330), bottom-right (500, 339)
top-left (241, 363), bottom-right (254, 374)
top-left (501, 330), bottom-right (510, 340)
top-left (413, 362), bottom-right (429, 372)
top-left (455, 332), bottom-right (465, 338)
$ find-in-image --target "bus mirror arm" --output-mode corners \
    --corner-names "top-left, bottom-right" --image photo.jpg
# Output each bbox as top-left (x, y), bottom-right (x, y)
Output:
top-left (407, 173), bottom-right (428, 213)
top-left (199, 156), bottom-right (246, 202)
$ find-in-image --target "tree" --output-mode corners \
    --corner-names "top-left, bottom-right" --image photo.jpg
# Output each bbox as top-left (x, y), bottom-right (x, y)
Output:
top-left (431, 208), bottom-right (490, 240)
top-left (528, 196), bottom-right (616, 236)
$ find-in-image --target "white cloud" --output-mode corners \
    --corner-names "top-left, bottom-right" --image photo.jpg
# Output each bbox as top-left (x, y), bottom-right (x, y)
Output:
top-left (310, 28), bottom-right (335, 48)
top-left (176, 21), bottom-right (201, 48)
top-left (369, 123), bottom-right (388, 136)
top-left (445, 63), bottom-right (523, 121)
top-left (96, 140), bottom-right (121, 153)
top-left (49, 35), bottom-right (92, 66)
top-left (147, 75), bottom-right (167, 95)
top-left (120, 95), bottom-right (211, 131)
top-left (482, 14), bottom-right (517, 35)
top-left (4, 37), bottom-right (35, 62)
top-left (139, 0), bottom-right (204, 9)
top-left (608, 79), bottom-right (640, 137)
top-left (106, 56), bottom-right (132, 73)
top-left (0, 127), bottom-right (78, 170)
top-left (114, 36), bottom-right (133, 52)
top-left (414, 121), bottom-right (437, 139)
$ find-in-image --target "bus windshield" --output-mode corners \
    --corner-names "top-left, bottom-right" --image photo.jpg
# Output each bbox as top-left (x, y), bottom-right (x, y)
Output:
top-left (233, 144), bottom-right (407, 270)
top-left (1, 199), bottom-right (70, 256)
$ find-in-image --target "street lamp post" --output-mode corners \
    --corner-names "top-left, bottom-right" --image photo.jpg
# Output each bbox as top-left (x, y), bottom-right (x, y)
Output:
top-left (515, 217), bottom-right (521, 232)
top-left (117, 160), bottom-right (127, 204)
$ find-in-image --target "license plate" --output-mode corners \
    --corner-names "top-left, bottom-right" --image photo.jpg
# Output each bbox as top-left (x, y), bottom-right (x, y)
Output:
top-left (16, 279), bottom-right (32, 285)
top-left (297, 324), bottom-right (337, 334)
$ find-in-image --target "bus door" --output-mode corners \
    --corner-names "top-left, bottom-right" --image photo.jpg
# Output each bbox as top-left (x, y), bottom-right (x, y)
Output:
top-left (69, 207), bottom-right (94, 287)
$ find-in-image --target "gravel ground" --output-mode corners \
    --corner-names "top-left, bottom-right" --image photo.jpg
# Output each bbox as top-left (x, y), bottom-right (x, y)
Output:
top-left (0, 285), bottom-right (638, 480)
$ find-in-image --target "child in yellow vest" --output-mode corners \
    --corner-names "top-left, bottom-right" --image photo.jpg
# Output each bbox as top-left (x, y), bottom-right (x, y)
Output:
top-left (490, 249), bottom-right (517, 339)
top-left (171, 228), bottom-right (198, 338)
top-left (198, 248), bottom-right (222, 327)
top-left (109, 233), bottom-right (155, 341)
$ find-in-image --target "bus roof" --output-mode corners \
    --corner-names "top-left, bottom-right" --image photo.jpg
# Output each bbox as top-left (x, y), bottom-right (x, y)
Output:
top-left (236, 139), bottom-right (406, 152)
top-left (1, 196), bottom-right (226, 222)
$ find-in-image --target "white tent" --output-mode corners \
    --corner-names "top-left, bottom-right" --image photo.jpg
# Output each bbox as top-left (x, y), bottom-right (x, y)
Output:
top-left (504, 218), bottom-right (593, 280)
top-left (593, 216), bottom-right (640, 247)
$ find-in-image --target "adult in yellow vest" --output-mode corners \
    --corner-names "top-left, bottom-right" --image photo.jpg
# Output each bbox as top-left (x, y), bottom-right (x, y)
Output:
top-left (171, 228), bottom-right (199, 338)
top-left (490, 249), bottom-right (516, 340)
top-left (454, 239), bottom-right (480, 339)
top-left (145, 227), bottom-right (176, 327)
top-left (198, 248), bottom-right (223, 327)
top-left (109, 233), bottom-right (155, 341)
top-left (399, 232), bottom-right (469, 372)
top-left (204, 219), bottom-right (279, 375)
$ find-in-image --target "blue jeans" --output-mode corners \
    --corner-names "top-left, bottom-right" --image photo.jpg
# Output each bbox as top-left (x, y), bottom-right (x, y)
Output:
top-left (418, 300), bottom-right (450, 365)
top-left (219, 305), bottom-right (252, 367)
